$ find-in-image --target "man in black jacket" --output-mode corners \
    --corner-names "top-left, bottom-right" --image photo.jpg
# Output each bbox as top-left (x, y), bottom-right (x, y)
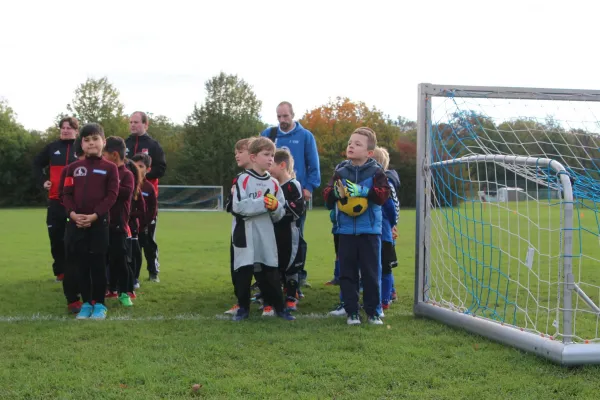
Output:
top-left (125, 112), bottom-right (167, 282)
top-left (33, 116), bottom-right (79, 281)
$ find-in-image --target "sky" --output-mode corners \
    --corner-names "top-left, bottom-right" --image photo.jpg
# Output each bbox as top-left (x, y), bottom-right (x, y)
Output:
top-left (1, 0), bottom-right (599, 131)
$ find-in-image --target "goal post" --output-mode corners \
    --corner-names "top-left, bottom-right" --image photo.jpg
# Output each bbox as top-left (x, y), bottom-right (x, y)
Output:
top-left (415, 83), bottom-right (600, 365)
top-left (157, 185), bottom-right (223, 212)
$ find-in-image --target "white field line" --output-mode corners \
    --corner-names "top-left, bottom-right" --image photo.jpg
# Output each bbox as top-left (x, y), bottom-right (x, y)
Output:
top-left (0, 311), bottom-right (413, 323)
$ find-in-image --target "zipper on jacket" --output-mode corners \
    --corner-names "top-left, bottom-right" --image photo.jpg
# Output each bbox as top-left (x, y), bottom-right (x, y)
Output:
top-left (81, 159), bottom-right (92, 212)
top-left (134, 136), bottom-right (139, 154)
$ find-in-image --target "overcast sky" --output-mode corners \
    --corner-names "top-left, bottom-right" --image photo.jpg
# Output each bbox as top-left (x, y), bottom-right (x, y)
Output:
top-left (0, 0), bottom-right (598, 131)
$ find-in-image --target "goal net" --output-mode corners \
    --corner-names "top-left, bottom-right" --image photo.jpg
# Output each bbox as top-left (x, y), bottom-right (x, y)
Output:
top-left (157, 185), bottom-right (223, 211)
top-left (415, 84), bottom-right (600, 365)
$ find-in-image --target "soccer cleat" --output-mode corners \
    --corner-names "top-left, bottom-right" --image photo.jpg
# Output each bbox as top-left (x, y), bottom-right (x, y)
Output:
top-left (118, 293), bottom-right (133, 307)
top-left (149, 274), bottom-right (160, 283)
top-left (251, 293), bottom-right (263, 303)
top-left (232, 307), bottom-right (249, 321)
top-left (90, 303), bottom-right (108, 320)
top-left (382, 302), bottom-right (390, 310)
top-left (379, 311), bottom-right (385, 318)
top-left (285, 299), bottom-right (297, 311)
top-left (277, 311), bottom-right (296, 321)
top-left (300, 280), bottom-right (312, 288)
top-left (368, 315), bottom-right (384, 325)
top-left (324, 279), bottom-right (339, 286)
top-left (262, 306), bottom-right (275, 317)
top-left (128, 291), bottom-right (137, 300)
top-left (297, 288), bottom-right (305, 299)
top-left (55, 273), bottom-right (64, 282)
top-left (105, 290), bottom-right (118, 299)
top-left (133, 280), bottom-right (140, 290)
top-left (347, 313), bottom-right (361, 325)
top-left (76, 302), bottom-right (93, 319)
top-left (67, 300), bottom-right (82, 314)
top-left (329, 303), bottom-right (347, 317)
top-left (225, 304), bottom-right (240, 315)
top-left (391, 291), bottom-right (398, 302)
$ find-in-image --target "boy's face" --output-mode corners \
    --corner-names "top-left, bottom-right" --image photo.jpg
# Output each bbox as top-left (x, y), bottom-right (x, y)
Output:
top-left (251, 150), bottom-right (274, 172)
top-left (235, 148), bottom-right (251, 169)
top-left (82, 134), bottom-right (105, 157)
top-left (102, 150), bottom-right (119, 164)
top-left (346, 133), bottom-right (373, 163)
top-left (268, 161), bottom-right (285, 180)
top-left (134, 160), bottom-right (147, 177)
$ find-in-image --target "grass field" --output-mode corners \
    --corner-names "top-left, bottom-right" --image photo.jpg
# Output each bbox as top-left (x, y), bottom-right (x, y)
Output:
top-left (1, 208), bottom-right (600, 399)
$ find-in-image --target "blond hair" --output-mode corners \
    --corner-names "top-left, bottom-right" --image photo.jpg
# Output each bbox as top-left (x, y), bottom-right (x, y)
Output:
top-left (248, 136), bottom-right (276, 155)
top-left (274, 149), bottom-right (296, 178)
top-left (372, 147), bottom-right (390, 170)
top-left (352, 127), bottom-right (377, 150)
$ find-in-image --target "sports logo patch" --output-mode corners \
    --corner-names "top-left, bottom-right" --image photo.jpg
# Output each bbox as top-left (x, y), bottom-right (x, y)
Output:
top-left (74, 167), bottom-right (87, 177)
top-left (54, 150), bottom-right (61, 155)
top-left (64, 177), bottom-right (74, 187)
top-left (142, 148), bottom-right (149, 154)
top-left (93, 169), bottom-right (107, 175)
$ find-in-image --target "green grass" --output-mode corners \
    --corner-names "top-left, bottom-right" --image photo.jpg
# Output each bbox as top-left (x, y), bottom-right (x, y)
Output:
top-left (1, 208), bottom-right (600, 399)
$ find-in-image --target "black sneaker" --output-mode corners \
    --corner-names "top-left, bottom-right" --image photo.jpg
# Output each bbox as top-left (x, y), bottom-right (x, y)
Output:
top-left (232, 308), bottom-right (249, 321)
top-left (148, 274), bottom-right (160, 283)
top-left (277, 310), bottom-right (296, 321)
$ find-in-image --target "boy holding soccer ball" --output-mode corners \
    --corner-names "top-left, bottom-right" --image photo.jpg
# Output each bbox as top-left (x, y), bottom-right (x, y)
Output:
top-left (323, 127), bottom-right (390, 325)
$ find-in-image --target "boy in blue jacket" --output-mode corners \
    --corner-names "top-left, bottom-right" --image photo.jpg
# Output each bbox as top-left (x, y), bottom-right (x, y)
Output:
top-left (373, 147), bottom-right (400, 310)
top-left (323, 127), bottom-right (390, 325)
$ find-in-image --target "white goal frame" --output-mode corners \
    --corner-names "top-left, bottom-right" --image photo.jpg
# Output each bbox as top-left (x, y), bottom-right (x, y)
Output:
top-left (158, 185), bottom-right (224, 212)
top-left (415, 83), bottom-right (600, 365)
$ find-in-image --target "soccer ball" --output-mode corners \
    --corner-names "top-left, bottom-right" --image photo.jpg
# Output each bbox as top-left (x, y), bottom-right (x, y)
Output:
top-left (337, 186), bottom-right (368, 217)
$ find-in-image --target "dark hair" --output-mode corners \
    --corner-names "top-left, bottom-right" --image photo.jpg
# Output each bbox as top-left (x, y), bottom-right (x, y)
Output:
top-left (277, 101), bottom-right (294, 117)
top-left (80, 123), bottom-right (104, 138)
top-left (104, 136), bottom-right (126, 159)
top-left (132, 111), bottom-right (148, 124)
top-left (59, 116), bottom-right (79, 130)
top-left (74, 138), bottom-right (84, 157)
top-left (131, 153), bottom-right (152, 168)
top-left (125, 159), bottom-right (143, 200)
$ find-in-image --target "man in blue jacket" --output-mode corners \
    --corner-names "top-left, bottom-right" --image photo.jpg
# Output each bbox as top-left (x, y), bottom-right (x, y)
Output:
top-left (262, 101), bottom-right (321, 287)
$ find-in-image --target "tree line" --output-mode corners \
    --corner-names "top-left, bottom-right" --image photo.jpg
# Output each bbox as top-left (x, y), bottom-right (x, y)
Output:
top-left (0, 73), bottom-right (418, 208)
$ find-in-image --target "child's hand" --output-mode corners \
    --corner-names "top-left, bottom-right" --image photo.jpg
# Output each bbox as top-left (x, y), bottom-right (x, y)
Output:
top-left (392, 226), bottom-right (398, 240)
top-left (43, 180), bottom-right (52, 190)
top-left (264, 193), bottom-right (279, 211)
top-left (346, 181), bottom-right (369, 197)
top-left (70, 212), bottom-right (89, 228)
top-left (334, 179), bottom-right (346, 199)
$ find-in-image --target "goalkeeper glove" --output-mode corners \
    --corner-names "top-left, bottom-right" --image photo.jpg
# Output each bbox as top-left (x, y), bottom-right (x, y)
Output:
top-left (264, 190), bottom-right (279, 211)
top-left (333, 179), bottom-right (346, 199)
top-left (346, 181), bottom-right (369, 197)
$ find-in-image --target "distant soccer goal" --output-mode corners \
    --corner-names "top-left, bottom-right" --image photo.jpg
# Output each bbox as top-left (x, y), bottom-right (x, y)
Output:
top-left (415, 83), bottom-right (600, 365)
top-left (158, 185), bottom-right (223, 212)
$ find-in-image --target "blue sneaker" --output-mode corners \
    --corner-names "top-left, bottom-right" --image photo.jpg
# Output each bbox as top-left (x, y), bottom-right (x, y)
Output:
top-left (232, 307), bottom-right (249, 321)
top-left (90, 303), bottom-right (108, 320)
top-left (76, 302), bottom-right (93, 319)
top-left (277, 310), bottom-right (296, 321)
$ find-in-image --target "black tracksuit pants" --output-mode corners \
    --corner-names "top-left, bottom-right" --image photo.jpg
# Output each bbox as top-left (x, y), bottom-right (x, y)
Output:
top-left (46, 199), bottom-right (66, 276)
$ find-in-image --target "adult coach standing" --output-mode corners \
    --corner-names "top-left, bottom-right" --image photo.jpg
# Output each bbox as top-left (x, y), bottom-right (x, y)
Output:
top-left (126, 111), bottom-right (167, 282)
top-left (262, 101), bottom-right (321, 286)
top-left (33, 117), bottom-right (79, 281)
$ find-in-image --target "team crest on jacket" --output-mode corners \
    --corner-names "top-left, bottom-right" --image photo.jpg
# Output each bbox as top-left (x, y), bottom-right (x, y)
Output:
top-left (74, 167), bottom-right (87, 177)
top-left (142, 148), bottom-right (149, 154)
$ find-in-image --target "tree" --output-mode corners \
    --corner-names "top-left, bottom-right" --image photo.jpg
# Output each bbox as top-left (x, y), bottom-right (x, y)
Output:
top-left (65, 77), bottom-right (129, 137)
top-left (146, 114), bottom-right (184, 184)
top-left (178, 72), bottom-right (265, 187)
top-left (0, 100), bottom-right (45, 206)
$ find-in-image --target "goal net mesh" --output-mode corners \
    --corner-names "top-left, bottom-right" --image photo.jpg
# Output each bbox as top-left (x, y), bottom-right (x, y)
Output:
top-left (427, 89), bottom-right (600, 343)
top-left (157, 186), bottom-right (223, 211)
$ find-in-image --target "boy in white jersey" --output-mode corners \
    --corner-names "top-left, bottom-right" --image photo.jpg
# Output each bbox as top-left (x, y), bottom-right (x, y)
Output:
top-left (231, 137), bottom-right (295, 321)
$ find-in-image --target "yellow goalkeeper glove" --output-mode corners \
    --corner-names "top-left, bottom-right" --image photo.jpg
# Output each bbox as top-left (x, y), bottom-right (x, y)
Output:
top-left (264, 191), bottom-right (279, 211)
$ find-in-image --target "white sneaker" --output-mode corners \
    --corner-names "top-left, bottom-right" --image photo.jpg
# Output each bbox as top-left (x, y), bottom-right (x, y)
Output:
top-left (368, 315), bottom-right (384, 325)
top-left (329, 303), bottom-right (347, 317)
top-left (224, 304), bottom-right (240, 315)
top-left (347, 313), bottom-right (361, 325)
top-left (379, 311), bottom-right (385, 318)
top-left (262, 306), bottom-right (275, 317)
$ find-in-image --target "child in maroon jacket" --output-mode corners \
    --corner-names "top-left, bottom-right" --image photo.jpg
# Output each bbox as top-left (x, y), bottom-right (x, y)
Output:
top-left (62, 123), bottom-right (119, 320)
top-left (103, 137), bottom-right (135, 307)
top-left (126, 159), bottom-right (145, 292)
top-left (131, 154), bottom-right (158, 283)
